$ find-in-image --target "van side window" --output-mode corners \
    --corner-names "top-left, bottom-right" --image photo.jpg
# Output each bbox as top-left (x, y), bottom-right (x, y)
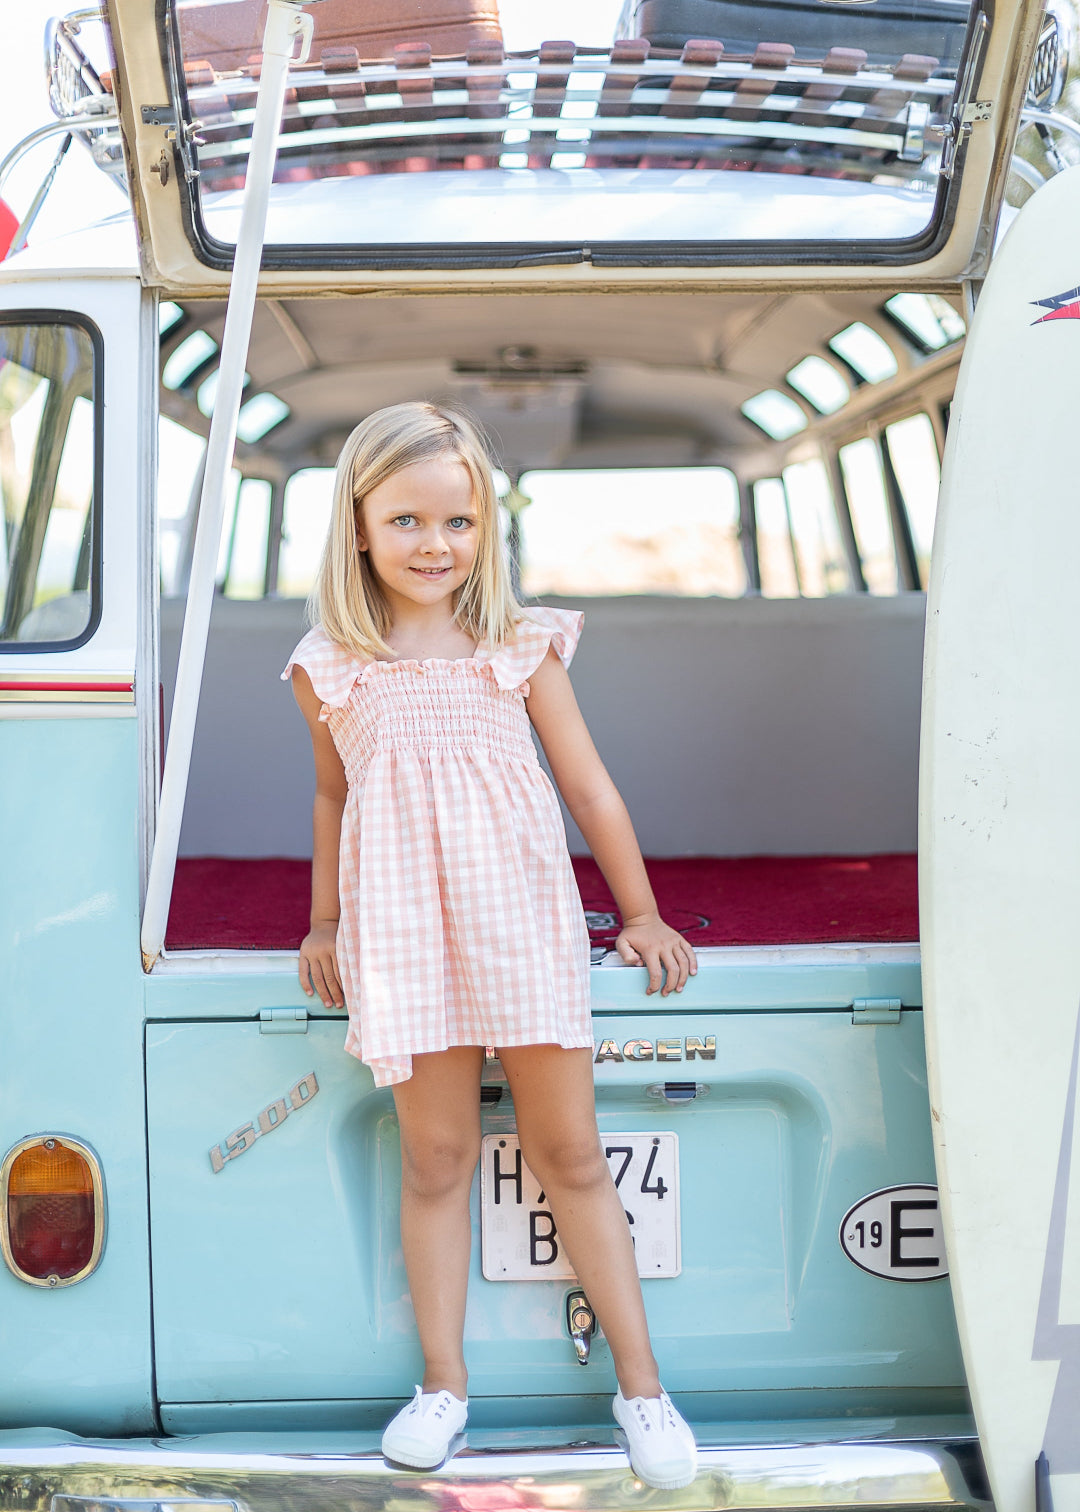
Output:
top-left (0, 319), bottom-right (100, 648)
top-left (754, 478), bottom-right (799, 598)
top-left (218, 477), bottom-right (272, 599)
top-left (839, 438), bottom-right (899, 595)
top-left (278, 468), bottom-right (334, 599)
top-left (159, 416), bottom-right (206, 596)
top-left (781, 459), bottom-right (851, 597)
top-left (884, 413), bottom-right (940, 588)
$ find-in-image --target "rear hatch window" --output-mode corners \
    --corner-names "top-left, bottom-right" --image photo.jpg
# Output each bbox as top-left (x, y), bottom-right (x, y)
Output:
top-left (168, 0), bottom-right (986, 268)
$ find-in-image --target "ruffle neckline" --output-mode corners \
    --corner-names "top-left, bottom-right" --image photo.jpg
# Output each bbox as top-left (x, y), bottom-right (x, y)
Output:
top-left (363, 654), bottom-right (482, 674)
top-left (283, 606), bottom-right (583, 710)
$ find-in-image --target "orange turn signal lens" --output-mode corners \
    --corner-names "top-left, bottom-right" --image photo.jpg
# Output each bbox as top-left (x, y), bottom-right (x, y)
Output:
top-left (1, 1137), bottom-right (104, 1286)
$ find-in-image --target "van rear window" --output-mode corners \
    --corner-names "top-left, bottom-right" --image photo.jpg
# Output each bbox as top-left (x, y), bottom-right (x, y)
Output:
top-left (0, 318), bottom-right (101, 651)
top-left (169, 0), bottom-right (984, 268)
top-left (516, 467), bottom-right (745, 597)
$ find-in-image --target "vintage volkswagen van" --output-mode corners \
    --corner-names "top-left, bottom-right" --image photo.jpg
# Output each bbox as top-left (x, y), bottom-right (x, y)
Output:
top-left (0, 1), bottom-right (1076, 1509)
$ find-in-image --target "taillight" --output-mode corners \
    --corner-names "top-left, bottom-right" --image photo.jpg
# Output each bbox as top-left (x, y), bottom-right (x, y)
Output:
top-left (1, 1136), bottom-right (105, 1286)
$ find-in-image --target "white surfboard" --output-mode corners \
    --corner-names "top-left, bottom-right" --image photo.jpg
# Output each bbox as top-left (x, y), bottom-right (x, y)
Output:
top-left (922, 165), bottom-right (1080, 1512)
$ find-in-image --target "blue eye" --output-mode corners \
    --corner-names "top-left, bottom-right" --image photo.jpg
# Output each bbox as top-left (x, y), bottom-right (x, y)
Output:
top-left (393, 515), bottom-right (416, 527)
top-left (449, 517), bottom-right (473, 529)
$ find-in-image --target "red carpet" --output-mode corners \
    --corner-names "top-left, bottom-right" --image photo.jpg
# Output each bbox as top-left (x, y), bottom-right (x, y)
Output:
top-left (168, 854), bottom-right (918, 952)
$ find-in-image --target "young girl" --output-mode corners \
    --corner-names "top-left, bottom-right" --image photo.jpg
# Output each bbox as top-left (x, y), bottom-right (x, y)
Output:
top-left (283, 402), bottom-right (699, 1488)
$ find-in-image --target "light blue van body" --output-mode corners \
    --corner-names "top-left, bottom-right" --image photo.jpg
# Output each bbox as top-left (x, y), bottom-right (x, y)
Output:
top-left (1, 711), bottom-right (953, 1428)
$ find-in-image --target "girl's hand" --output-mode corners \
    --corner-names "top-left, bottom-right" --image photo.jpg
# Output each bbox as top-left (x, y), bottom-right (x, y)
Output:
top-left (615, 913), bottom-right (698, 996)
top-left (299, 920), bottom-right (345, 1008)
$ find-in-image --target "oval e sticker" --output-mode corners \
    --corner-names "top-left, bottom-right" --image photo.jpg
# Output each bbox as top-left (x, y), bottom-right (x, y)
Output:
top-left (839, 1184), bottom-right (948, 1281)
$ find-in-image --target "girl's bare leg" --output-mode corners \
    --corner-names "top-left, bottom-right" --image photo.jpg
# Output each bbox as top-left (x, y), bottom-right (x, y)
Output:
top-left (392, 1046), bottom-right (485, 1399)
top-left (498, 1044), bottom-right (661, 1400)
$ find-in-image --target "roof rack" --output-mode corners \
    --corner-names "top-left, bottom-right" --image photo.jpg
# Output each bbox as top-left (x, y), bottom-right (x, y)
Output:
top-left (178, 40), bottom-right (956, 194)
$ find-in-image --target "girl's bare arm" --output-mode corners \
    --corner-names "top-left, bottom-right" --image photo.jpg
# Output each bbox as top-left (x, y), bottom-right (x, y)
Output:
top-left (525, 647), bottom-right (696, 996)
top-left (292, 665), bottom-right (348, 1008)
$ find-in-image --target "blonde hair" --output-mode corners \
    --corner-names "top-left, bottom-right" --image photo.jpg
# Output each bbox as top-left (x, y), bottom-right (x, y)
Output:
top-left (311, 402), bottom-right (520, 660)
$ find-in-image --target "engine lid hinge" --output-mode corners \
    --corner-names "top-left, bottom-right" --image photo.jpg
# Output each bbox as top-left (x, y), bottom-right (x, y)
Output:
top-left (851, 998), bottom-right (902, 1026)
top-left (259, 1008), bottom-right (309, 1034)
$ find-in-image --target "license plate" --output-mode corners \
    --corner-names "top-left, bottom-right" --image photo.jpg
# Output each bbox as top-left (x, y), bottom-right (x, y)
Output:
top-left (480, 1132), bottom-right (680, 1280)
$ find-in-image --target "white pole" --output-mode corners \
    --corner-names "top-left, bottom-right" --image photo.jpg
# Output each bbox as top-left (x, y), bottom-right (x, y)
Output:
top-left (141, 0), bottom-right (315, 967)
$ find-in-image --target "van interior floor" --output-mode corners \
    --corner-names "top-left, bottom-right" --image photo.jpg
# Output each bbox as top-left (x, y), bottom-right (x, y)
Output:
top-left (166, 854), bottom-right (918, 952)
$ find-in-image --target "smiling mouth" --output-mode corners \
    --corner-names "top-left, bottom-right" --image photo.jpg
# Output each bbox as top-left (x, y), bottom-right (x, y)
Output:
top-left (411, 566), bottom-right (452, 576)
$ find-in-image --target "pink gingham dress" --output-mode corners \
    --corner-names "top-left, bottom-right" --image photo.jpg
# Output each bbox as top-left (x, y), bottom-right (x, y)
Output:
top-left (283, 607), bottom-right (592, 1087)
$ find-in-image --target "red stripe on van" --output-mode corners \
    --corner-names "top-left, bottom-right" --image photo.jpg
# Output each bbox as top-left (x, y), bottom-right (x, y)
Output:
top-left (0, 681), bottom-right (134, 693)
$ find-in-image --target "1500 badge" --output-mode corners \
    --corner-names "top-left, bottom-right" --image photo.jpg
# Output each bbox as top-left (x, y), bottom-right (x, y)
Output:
top-left (209, 1072), bottom-right (320, 1173)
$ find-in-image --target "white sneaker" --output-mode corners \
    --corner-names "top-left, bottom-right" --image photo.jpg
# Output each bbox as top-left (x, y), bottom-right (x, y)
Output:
top-left (612, 1387), bottom-right (698, 1490)
top-left (381, 1386), bottom-right (468, 1469)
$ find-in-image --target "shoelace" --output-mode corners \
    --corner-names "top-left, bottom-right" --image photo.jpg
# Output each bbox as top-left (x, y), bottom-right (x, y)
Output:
top-left (408, 1389), bottom-right (455, 1421)
top-left (631, 1395), bottom-right (682, 1434)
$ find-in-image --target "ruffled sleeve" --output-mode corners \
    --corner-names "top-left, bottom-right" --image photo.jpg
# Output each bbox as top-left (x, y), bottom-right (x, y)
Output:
top-left (481, 606), bottom-right (584, 692)
top-left (281, 626), bottom-right (366, 716)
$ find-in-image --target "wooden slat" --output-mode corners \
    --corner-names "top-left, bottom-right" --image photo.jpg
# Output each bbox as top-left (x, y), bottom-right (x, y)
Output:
top-left (322, 46), bottom-right (363, 92)
top-left (465, 38), bottom-right (505, 168)
top-left (319, 46), bottom-right (366, 134)
top-left (728, 41), bottom-right (795, 123)
top-left (394, 41), bottom-right (434, 111)
top-left (534, 38), bottom-right (575, 118)
top-left (392, 41), bottom-right (435, 172)
top-left (868, 52), bottom-right (938, 120)
top-left (599, 37), bottom-right (649, 117)
top-left (466, 38), bottom-right (505, 118)
top-left (663, 38), bottom-right (723, 118)
top-left (790, 46), bottom-right (866, 127)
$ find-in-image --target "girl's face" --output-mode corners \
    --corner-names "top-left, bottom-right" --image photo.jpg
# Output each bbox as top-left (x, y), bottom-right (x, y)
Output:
top-left (356, 455), bottom-right (479, 613)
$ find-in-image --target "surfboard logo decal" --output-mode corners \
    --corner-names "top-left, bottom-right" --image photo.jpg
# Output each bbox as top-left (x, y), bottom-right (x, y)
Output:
top-left (1031, 286), bottom-right (1080, 323)
top-left (839, 1184), bottom-right (948, 1281)
top-left (1032, 1001), bottom-right (1080, 1474)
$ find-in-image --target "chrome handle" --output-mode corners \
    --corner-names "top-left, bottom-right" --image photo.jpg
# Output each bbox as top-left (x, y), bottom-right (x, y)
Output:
top-left (566, 1289), bottom-right (596, 1365)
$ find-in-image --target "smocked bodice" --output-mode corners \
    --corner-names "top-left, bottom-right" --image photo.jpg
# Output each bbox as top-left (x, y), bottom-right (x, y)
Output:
top-left (326, 660), bottom-right (537, 787)
top-left (282, 607), bottom-right (583, 788)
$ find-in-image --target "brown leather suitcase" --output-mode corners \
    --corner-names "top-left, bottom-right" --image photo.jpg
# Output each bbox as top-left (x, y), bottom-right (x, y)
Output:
top-left (178, 0), bottom-right (503, 73)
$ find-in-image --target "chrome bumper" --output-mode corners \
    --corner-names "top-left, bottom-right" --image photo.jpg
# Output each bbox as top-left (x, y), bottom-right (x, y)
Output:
top-left (0, 1430), bottom-right (988, 1512)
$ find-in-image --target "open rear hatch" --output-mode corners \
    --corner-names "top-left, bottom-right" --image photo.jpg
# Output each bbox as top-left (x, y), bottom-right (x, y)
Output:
top-left (101, 0), bottom-right (1043, 292)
